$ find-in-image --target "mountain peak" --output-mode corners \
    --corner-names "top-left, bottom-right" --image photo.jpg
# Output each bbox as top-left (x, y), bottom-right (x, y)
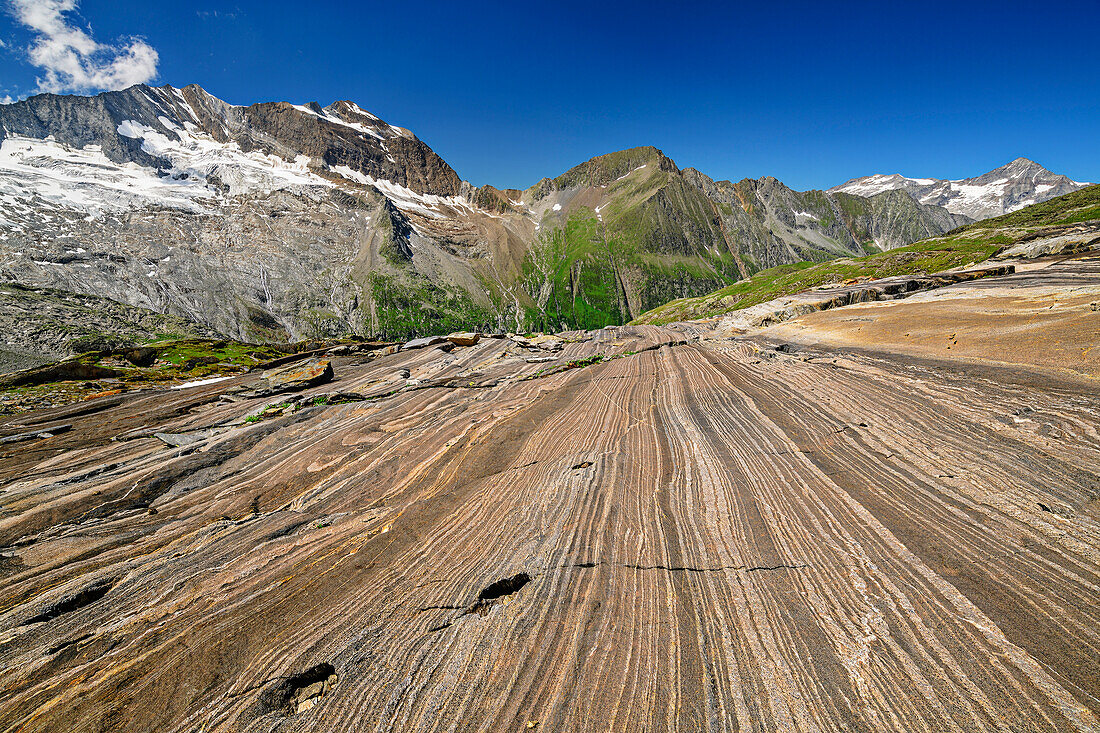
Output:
top-left (0, 82), bottom-right (462, 198)
top-left (830, 158), bottom-right (1088, 220)
top-left (551, 146), bottom-right (676, 190)
top-left (987, 157), bottom-right (1050, 177)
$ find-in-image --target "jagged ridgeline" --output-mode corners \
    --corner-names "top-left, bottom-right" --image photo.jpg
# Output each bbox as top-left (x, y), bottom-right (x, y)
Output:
top-left (0, 84), bottom-right (987, 342)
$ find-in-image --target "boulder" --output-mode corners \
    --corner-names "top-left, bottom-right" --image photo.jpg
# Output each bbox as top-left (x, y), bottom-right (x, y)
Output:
top-left (446, 332), bottom-right (481, 347)
top-left (403, 336), bottom-right (447, 350)
top-left (243, 358), bottom-right (334, 398)
top-left (119, 346), bottom-right (159, 367)
top-left (369, 345), bottom-right (401, 358)
top-left (530, 335), bottom-right (564, 352)
top-left (508, 334), bottom-right (534, 348)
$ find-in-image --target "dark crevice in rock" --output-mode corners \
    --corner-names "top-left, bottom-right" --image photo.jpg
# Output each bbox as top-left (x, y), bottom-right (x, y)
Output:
top-left (1037, 501), bottom-right (1073, 517)
top-left (427, 573), bottom-right (535, 631)
top-left (571, 461), bottom-right (593, 470)
top-left (467, 572), bottom-right (531, 616)
top-left (476, 573), bottom-right (531, 602)
top-left (744, 563), bottom-right (810, 572)
top-left (264, 519), bottom-right (311, 540)
top-left (47, 632), bottom-right (92, 655)
top-left (568, 560), bottom-right (808, 574)
top-left (22, 577), bottom-right (117, 625)
top-left (256, 662), bottom-right (338, 715)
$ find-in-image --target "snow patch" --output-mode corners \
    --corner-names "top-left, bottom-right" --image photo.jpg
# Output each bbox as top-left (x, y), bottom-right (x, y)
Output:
top-left (0, 135), bottom-right (214, 218)
top-left (172, 376), bottom-right (234, 390)
top-left (331, 165), bottom-right (476, 223)
top-left (613, 164), bottom-right (648, 183)
top-left (114, 119), bottom-right (324, 197)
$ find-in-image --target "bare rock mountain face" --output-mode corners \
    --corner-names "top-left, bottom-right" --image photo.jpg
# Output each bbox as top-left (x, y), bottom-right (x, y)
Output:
top-left (684, 170), bottom-right (970, 270)
top-left (831, 157), bottom-right (1090, 220)
top-left (0, 282), bottom-right (217, 373)
top-left (1, 84), bottom-right (973, 344)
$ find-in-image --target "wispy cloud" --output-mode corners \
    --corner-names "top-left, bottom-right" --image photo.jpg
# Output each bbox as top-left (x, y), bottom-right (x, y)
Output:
top-left (8, 0), bottom-right (159, 94)
top-left (196, 9), bottom-right (241, 20)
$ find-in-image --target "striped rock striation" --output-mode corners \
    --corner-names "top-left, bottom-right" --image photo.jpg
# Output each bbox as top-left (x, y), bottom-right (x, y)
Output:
top-left (0, 255), bottom-right (1098, 731)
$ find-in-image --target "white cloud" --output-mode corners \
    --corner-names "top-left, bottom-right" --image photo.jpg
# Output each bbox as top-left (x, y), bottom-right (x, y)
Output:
top-left (8, 0), bottom-right (158, 94)
top-left (0, 95), bottom-right (13, 104)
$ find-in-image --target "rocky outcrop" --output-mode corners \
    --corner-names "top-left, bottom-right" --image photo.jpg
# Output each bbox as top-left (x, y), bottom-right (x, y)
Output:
top-left (241, 358), bottom-right (334, 398)
top-left (716, 263), bottom-right (1014, 332)
top-left (0, 298), bottom-right (1097, 730)
top-left (995, 221), bottom-right (1100, 259)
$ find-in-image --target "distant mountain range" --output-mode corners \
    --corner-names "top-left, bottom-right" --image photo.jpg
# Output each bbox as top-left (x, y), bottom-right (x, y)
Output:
top-left (0, 84), bottom-right (1081, 342)
top-left (830, 158), bottom-right (1089, 220)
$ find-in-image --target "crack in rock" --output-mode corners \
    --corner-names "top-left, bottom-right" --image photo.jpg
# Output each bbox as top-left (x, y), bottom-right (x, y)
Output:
top-left (569, 561), bottom-right (808, 574)
top-left (22, 577), bottom-right (117, 625)
top-left (427, 573), bottom-right (533, 632)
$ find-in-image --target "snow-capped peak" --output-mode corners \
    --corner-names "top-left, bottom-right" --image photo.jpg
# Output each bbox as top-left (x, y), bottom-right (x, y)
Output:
top-left (830, 158), bottom-right (1090, 220)
top-left (0, 83), bottom-right (465, 229)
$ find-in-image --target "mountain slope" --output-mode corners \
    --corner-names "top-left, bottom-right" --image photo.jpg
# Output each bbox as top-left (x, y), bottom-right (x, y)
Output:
top-left (684, 171), bottom-right (970, 270)
top-left (633, 184), bottom-right (1100, 326)
top-left (831, 157), bottom-right (1090, 220)
top-left (0, 282), bottom-right (219, 373)
top-left (1, 84), bottom-right (971, 341)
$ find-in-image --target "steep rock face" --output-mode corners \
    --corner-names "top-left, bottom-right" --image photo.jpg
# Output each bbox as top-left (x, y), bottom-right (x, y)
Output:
top-left (831, 157), bottom-right (1090, 220)
top-left (0, 84), bottom-right (462, 196)
top-left (684, 171), bottom-right (971, 270)
top-left (0, 85), bottom-right (970, 341)
top-left (0, 282), bottom-right (217, 372)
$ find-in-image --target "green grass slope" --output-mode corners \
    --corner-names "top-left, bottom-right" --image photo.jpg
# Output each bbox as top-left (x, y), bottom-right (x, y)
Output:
top-left (520, 147), bottom-right (740, 331)
top-left (631, 184), bottom-right (1100, 326)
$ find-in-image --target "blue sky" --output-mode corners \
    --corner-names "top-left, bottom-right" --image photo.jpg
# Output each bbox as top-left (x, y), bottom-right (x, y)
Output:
top-left (1, 0), bottom-right (1097, 191)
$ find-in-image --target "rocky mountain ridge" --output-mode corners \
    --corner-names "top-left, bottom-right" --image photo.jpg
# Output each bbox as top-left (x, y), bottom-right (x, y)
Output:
top-left (1, 84), bottom-right (976, 343)
top-left (831, 157), bottom-right (1089, 220)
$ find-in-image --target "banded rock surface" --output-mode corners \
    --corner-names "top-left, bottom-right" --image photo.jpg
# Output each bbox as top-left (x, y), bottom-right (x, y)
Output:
top-left (0, 260), bottom-right (1098, 731)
